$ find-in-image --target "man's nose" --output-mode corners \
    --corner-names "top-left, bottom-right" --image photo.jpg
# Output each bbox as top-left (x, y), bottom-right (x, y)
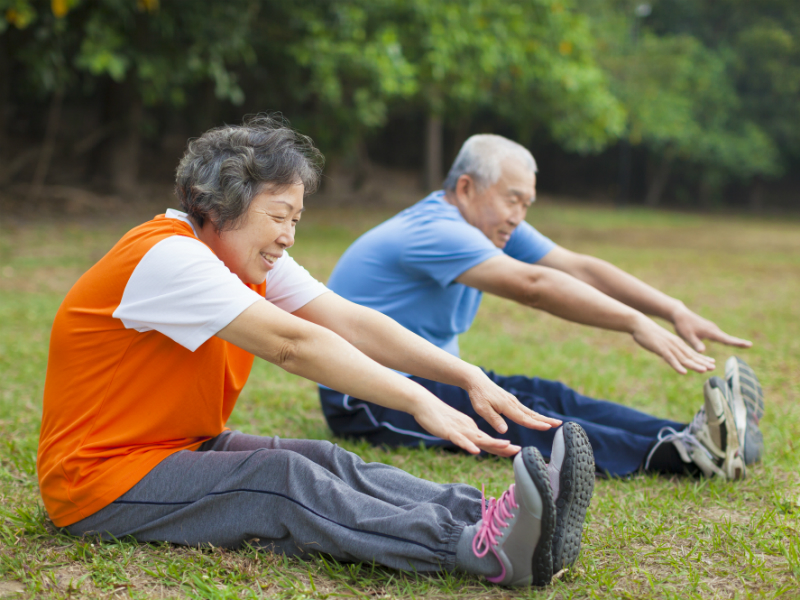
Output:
top-left (508, 206), bottom-right (526, 226)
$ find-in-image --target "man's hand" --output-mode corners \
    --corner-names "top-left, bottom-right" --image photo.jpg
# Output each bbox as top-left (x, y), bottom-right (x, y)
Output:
top-left (632, 315), bottom-right (717, 374)
top-left (464, 369), bottom-right (562, 435)
top-left (411, 396), bottom-right (525, 457)
top-left (672, 304), bottom-right (753, 353)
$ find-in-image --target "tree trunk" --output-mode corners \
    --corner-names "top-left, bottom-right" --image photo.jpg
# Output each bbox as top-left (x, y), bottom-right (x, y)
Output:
top-left (451, 118), bottom-right (470, 166)
top-left (698, 171), bottom-right (722, 209)
top-left (748, 179), bottom-right (765, 212)
top-left (0, 35), bottom-right (9, 155)
top-left (644, 151), bottom-right (674, 207)
top-left (95, 79), bottom-right (143, 195)
top-left (424, 113), bottom-right (443, 192)
top-left (110, 94), bottom-right (143, 195)
top-left (29, 86), bottom-right (65, 201)
top-left (617, 137), bottom-right (631, 206)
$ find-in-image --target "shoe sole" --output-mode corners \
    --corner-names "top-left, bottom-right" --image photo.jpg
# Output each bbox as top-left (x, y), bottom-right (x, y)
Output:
top-left (726, 356), bottom-right (765, 421)
top-left (551, 423), bottom-right (595, 573)
top-left (521, 447), bottom-right (556, 587)
top-left (706, 378), bottom-right (745, 480)
top-left (726, 356), bottom-right (765, 461)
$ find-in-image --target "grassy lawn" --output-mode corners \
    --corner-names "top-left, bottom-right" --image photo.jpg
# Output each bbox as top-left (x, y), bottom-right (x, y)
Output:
top-left (1, 198), bottom-right (799, 599)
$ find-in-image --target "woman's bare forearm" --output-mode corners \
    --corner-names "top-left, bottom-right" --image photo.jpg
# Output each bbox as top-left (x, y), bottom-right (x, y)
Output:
top-left (217, 300), bottom-right (433, 414)
top-left (293, 293), bottom-right (485, 390)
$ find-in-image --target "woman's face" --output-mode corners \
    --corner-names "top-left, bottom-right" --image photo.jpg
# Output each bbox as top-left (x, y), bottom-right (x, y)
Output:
top-left (199, 183), bottom-right (305, 284)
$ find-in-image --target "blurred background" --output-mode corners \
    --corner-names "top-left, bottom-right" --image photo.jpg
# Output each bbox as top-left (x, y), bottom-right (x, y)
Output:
top-left (1, 0), bottom-right (799, 215)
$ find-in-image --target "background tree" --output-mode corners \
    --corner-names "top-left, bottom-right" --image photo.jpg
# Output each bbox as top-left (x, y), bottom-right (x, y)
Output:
top-left (578, 0), bottom-right (798, 207)
top-left (1, 0), bottom-right (798, 209)
top-left (2, 0), bottom-right (256, 193)
top-left (392, 0), bottom-right (625, 189)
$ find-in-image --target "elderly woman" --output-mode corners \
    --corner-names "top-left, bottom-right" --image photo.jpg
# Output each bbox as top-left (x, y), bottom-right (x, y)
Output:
top-left (37, 116), bottom-right (594, 587)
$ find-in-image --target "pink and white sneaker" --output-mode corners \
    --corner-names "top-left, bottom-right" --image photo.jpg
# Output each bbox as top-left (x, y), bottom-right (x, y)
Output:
top-left (472, 447), bottom-right (556, 587)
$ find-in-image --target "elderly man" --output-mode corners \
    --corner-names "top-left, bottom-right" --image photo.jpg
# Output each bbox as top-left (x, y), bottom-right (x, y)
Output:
top-left (321, 134), bottom-right (765, 480)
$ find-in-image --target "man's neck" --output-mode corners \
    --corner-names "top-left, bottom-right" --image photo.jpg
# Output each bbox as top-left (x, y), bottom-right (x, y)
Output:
top-left (443, 190), bottom-right (459, 207)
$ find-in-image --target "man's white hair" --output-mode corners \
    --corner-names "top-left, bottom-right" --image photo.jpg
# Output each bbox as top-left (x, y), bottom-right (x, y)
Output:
top-left (442, 134), bottom-right (537, 192)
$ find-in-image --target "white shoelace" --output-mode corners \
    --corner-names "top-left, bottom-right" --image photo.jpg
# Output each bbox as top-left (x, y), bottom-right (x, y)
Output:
top-left (644, 410), bottom-right (713, 471)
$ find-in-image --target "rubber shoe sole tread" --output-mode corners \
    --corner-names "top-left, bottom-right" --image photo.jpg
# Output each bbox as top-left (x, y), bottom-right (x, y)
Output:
top-left (520, 447), bottom-right (556, 587)
top-left (725, 356), bottom-right (764, 465)
top-left (704, 376), bottom-right (745, 480)
top-left (726, 356), bottom-right (764, 421)
top-left (551, 423), bottom-right (595, 574)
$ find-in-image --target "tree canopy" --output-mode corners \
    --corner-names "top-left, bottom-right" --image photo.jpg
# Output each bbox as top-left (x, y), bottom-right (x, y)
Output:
top-left (1, 0), bottom-right (798, 208)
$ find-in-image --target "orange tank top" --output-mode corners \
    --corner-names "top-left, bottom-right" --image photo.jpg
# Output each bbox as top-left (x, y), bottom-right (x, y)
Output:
top-left (38, 215), bottom-right (266, 527)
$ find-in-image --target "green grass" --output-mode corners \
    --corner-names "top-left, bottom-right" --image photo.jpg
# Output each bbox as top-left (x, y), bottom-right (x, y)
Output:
top-left (1, 198), bottom-right (799, 599)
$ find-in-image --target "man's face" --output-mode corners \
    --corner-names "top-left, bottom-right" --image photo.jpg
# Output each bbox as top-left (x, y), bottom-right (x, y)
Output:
top-left (204, 184), bottom-right (305, 284)
top-left (460, 159), bottom-right (536, 248)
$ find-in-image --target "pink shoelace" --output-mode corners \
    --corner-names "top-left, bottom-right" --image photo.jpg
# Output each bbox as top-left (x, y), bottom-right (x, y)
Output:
top-left (472, 484), bottom-right (519, 583)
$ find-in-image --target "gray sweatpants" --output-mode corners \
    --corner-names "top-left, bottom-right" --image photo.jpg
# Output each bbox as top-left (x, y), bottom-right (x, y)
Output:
top-left (67, 432), bottom-right (484, 573)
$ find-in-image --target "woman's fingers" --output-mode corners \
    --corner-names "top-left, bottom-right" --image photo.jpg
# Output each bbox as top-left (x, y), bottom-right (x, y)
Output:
top-left (470, 388), bottom-right (560, 435)
top-left (474, 401), bottom-right (509, 434)
top-left (506, 402), bottom-right (561, 430)
top-left (450, 424), bottom-right (520, 457)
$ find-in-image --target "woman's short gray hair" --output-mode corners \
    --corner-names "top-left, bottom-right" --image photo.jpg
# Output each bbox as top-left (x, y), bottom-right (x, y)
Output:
top-left (442, 134), bottom-right (537, 192)
top-left (175, 114), bottom-right (324, 231)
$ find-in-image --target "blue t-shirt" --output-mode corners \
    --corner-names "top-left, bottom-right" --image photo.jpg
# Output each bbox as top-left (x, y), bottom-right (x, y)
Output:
top-left (328, 191), bottom-right (556, 357)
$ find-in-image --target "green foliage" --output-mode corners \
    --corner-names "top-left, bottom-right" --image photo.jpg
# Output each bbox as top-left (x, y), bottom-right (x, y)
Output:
top-left (395, 0), bottom-right (626, 152)
top-left (2, 0), bottom-right (799, 200)
top-left (3, 0), bottom-right (256, 105)
top-left (579, 0), bottom-right (786, 190)
top-left (252, 0), bottom-right (624, 156)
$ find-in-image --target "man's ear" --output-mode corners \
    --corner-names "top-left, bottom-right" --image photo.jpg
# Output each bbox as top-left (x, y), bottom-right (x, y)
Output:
top-left (455, 174), bottom-right (477, 204)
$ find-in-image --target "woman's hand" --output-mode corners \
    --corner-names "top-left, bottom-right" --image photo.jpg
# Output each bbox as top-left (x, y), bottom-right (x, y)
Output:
top-left (463, 367), bottom-right (561, 435)
top-left (410, 395), bottom-right (523, 456)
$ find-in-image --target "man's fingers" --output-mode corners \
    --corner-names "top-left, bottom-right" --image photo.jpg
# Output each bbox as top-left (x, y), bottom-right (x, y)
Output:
top-left (674, 343), bottom-right (714, 373)
top-left (708, 329), bottom-right (753, 348)
top-left (668, 356), bottom-right (688, 374)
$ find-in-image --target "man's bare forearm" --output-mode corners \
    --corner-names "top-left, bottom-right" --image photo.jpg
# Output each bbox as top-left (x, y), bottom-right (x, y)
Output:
top-left (567, 255), bottom-right (685, 322)
top-left (527, 267), bottom-right (649, 334)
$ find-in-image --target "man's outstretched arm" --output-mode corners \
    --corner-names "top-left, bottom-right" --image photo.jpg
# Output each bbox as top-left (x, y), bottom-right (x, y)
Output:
top-left (537, 246), bottom-right (752, 352)
top-left (456, 254), bottom-right (717, 374)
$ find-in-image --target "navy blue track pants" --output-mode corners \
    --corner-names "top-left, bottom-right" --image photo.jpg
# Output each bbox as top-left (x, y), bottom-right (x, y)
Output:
top-left (319, 370), bottom-right (686, 477)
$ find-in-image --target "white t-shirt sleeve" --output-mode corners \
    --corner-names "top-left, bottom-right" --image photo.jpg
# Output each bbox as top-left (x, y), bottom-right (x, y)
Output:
top-left (265, 252), bottom-right (330, 313)
top-left (113, 236), bottom-right (263, 351)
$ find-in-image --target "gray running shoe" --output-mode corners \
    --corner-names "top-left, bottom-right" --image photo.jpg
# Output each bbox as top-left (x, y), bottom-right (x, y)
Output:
top-left (697, 376), bottom-right (745, 479)
top-left (471, 447), bottom-right (556, 587)
top-left (547, 423), bottom-right (595, 573)
top-left (725, 356), bottom-right (765, 465)
top-left (644, 377), bottom-right (745, 480)
top-left (645, 410), bottom-right (727, 478)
